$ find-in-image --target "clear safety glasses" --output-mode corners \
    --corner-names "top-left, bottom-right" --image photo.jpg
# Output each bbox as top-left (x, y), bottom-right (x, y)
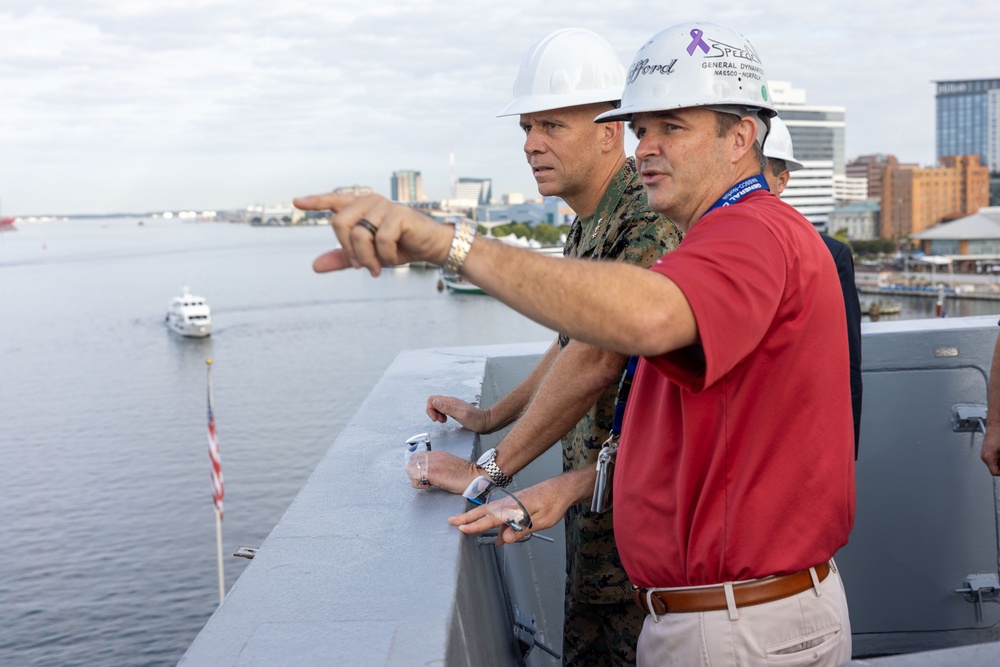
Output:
top-left (461, 475), bottom-right (532, 532)
top-left (404, 433), bottom-right (431, 487)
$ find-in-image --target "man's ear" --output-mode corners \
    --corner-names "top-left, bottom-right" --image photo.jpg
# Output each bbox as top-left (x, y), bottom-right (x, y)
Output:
top-left (775, 169), bottom-right (791, 196)
top-left (601, 120), bottom-right (623, 151)
top-left (728, 116), bottom-right (758, 164)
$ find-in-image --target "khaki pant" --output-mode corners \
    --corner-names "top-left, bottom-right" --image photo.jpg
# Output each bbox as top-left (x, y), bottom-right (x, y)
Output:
top-left (637, 562), bottom-right (851, 666)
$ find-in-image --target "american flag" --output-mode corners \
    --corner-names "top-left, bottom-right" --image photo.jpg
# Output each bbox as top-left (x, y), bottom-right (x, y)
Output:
top-left (207, 381), bottom-right (225, 520)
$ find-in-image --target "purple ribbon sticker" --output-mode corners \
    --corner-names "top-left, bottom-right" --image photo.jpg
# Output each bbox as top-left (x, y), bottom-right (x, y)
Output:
top-left (687, 28), bottom-right (710, 56)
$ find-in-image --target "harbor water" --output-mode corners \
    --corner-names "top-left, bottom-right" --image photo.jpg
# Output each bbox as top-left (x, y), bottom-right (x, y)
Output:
top-left (2, 219), bottom-right (999, 666)
top-left (0, 218), bottom-right (553, 667)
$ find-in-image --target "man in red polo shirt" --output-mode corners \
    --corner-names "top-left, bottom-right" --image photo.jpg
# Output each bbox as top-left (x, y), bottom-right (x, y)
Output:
top-left (298, 21), bottom-right (855, 666)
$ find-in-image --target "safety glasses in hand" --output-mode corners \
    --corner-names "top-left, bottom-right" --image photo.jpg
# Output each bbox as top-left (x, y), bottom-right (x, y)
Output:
top-left (404, 433), bottom-right (431, 487)
top-left (461, 475), bottom-right (532, 532)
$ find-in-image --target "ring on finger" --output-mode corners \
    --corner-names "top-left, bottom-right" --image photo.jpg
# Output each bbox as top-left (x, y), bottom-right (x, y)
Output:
top-left (357, 218), bottom-right (378, 235)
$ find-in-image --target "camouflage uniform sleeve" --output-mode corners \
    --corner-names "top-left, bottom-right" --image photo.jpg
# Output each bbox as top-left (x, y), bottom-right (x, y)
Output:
top-left (596, 177), bottom-right (682, 268)
top-left (617, 211), bottom-right (682, 268)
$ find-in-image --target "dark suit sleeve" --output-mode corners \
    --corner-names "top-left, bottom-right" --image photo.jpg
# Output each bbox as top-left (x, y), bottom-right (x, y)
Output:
top-left (822, 235), bottom-right (863, 459)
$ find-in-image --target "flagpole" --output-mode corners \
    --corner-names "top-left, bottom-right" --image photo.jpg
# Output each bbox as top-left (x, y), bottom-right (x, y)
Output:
top-left (215, 507), bottom-right (224, 605)
top-left (207, 358), bottom-right (225, 605)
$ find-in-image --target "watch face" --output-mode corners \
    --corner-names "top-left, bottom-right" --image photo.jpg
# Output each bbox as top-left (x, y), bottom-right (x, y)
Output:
top-left (477, 448), bottom-right (495, 466)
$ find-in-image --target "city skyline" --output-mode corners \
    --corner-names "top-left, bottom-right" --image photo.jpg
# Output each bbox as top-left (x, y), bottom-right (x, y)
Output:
top-left (936, 78), bottom-right (1000, 173)
top-left (1, 1), bottom-right (998, 216)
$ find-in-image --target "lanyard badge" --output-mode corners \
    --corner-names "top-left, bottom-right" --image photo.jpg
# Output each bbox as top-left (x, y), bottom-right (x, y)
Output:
top-left (591, 434), bottom-right (619, 513)
top-left (590, 356), bottom-right (636, 513)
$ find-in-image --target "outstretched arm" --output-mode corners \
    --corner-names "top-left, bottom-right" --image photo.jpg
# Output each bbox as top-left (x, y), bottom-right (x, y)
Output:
top-left (297, 192), bottom-right (697, 359)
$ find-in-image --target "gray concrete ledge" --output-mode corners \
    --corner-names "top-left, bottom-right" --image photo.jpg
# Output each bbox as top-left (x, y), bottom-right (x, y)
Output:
top-left (180, 320), bottom-right (1000, 666)
top-left (179, 342), bottom-right (557, 666)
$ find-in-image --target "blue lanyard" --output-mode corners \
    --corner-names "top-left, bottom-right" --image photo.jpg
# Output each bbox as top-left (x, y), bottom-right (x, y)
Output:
top-left (611, 355), bottom-right (639, 437)
top-left (610, 175), bottom-right (769, 437)
top-left (703, 174), bottom-right (769, 217)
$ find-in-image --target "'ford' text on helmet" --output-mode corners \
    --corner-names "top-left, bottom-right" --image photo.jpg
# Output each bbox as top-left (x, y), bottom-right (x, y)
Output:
top-left (595, 22), bottom-right (775, 125)
top-left (763, 117), bottom-right (803, 171)
top-left (497, 28), bottom-right (625, 117)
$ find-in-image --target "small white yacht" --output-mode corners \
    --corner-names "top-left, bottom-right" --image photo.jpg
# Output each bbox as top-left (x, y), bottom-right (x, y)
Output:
top-left (165, 288), bottom-right (212, 338)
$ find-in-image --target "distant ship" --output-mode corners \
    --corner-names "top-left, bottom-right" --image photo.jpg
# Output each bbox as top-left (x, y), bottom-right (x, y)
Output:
top-left (165, 288), bottom-right (212, 338)
top-left (0, 195), bottom-right (15, 231)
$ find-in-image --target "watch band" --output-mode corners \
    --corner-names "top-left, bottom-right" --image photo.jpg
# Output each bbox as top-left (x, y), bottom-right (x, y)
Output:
top-left (443, 218), bottom-right (477, 276)
top-left (479, 449), bottom-right (512, 488)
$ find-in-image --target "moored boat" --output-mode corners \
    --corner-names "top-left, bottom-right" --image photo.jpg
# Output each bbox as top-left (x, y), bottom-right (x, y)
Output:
top-left (165, 288), bottom-right (212, 337)
top-left (861, 301), bottom-right (902, 316)
top-left (439, 273), bottom-right (486, 295)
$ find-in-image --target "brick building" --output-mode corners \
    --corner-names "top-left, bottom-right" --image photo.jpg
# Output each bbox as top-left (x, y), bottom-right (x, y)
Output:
top-left (846, 154), bottom-right (917, 200)
top-left (879, 155), bottom-right (990, 242)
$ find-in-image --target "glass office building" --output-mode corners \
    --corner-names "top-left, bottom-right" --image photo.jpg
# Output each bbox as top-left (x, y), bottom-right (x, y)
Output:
top-left (454, 178), bottom-right (493, 206)
top-left (772, 82), bottom-right (847, 232)
top-left (391, 170), bottom-right (423, 202)
top-left (779, 107), bottom-right (847, 175)
top-left (936, 78), bottom-right (1000, 175)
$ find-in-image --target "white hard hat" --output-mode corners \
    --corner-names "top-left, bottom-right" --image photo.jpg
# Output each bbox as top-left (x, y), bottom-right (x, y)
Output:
top-left (497, 28), bottom-right (625, 117)
top-left (763, 117), bottom-right (803, 171)
top-left (595, 22), bottom-right (774, 123)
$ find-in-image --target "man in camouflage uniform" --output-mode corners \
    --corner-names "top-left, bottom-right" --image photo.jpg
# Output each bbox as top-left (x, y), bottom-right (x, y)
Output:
top-left (554, 158), bottom-right (680, 665)
top-left (422, 29), bottom-right (681, 666)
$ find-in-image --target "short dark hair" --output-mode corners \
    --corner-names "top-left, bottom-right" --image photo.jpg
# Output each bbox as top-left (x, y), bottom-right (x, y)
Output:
top-left (713, 111), bottom-right (740, 137)
top-left (713, 111), bottom-right (768, 173)
top-left (769, 157), bottom-right (788, 177)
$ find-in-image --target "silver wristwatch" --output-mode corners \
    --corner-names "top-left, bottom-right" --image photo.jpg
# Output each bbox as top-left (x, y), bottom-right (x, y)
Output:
top-left (476, 448), bottom-right (512, 488)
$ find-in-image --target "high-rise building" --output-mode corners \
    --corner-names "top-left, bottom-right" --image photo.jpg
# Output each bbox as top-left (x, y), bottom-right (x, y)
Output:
top-left (454, 178), bottom-right (492, 206)
top-left (832, 175), bottom-right (869, 204)
top-left (935, 78), bottom-right (1000, 175)
top-left (846, 154), bottom-right (916, 200)
top-left (771, 81), bottom-right (846, 232)
top-left (391, 170), bottom-right (424, 202)
top-left (880, 155), bottom-right (990, 242)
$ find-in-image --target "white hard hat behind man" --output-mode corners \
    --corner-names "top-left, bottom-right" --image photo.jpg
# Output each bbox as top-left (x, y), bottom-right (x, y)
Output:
top-left (763, 117), bottom-right (804, 171)
top-left (762, 117), bottom-right (803, 196)
top-left (595, 22), bottom-right (775, 145)
top-left (497, 27), bottom-right (625, 117)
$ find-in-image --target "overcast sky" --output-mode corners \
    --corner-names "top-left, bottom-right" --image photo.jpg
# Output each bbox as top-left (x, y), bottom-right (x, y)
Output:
top-left (1, 0), bottom-right (997, 216)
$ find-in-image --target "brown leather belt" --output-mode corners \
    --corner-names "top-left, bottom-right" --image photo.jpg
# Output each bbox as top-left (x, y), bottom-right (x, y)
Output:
top-left (633, 562), bottom-right (830, 615)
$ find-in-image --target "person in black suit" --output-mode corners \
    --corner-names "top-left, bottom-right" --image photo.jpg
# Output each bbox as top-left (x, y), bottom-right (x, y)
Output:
top-left (764, 117), bottom-right (863, 458)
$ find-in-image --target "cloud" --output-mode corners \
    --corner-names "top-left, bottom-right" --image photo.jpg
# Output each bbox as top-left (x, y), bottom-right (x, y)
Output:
top-left (0, 0), bottom-right (997, 214)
